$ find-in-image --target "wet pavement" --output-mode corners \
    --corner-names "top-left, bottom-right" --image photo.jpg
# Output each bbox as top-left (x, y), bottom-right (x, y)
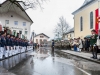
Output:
top-left (0, 47), bottom-right (100, 75)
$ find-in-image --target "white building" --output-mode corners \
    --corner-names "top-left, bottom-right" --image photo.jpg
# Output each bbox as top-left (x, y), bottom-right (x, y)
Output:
top-left (64, 28), bottom-right (74, 40)
top-left (0, 0), bottom-right (33, 40)
top-left (34, 33), bottom-right (49, 45)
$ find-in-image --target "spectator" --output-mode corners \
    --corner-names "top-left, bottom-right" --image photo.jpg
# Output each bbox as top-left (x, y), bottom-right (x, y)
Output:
top-left (87, 38), bottom-right (90, 51)
top-left (73, 38), bottom-right (78, 51)
top-left (90, 29), bottom-right (98, 59)
top-left (78, 37), bottom-right (83, 52)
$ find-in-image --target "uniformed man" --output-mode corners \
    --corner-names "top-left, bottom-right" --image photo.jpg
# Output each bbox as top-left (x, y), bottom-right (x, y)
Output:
top-left (9, 34), bottom-right (12, 57)
top-left (25, 40), bottom-right (28, 52)
top-left (10, 35), bottom-right (14, 56)
top-left (15, 37), bottom-right (18, 54)
top-left (20, 38), bottom-right (23, 53)
top-left (20, 39), bottom-right (23, 53)
top-left (1, 32), bottom-right (6, 59)
top-left (23, 39), bottom-right (25, 52)
top-left (13, 36), bottom-right (16, 55)
top-left (22, 40), bottom-right (25, 52)
top-left (51, 40), bottom-right (55, 56)
top-left (18, 38), bottom-right (21, 53)
top-left (0, 31), bottom-right (2, 59)
top-left (90, 30), bottom-right (98, 59)
top-left (6, 34), bottom-right (11, 58)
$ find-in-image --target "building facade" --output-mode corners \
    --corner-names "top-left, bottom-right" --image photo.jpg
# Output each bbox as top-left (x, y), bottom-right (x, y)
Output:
top-left (64, 28), bottom-right (74, 40)
top-left (34, 33), bottom-right (49, 45)
top-left (72, 0), bottom-right (100, 39)
top-left (0, 0), bottom-right (33, 40)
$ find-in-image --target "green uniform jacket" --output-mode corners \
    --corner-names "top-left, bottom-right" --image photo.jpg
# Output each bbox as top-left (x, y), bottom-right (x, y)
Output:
top-left (90, 34), bottom-right (98, 46)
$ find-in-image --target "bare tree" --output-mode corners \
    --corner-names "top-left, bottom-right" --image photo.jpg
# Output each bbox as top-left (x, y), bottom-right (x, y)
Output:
top-left (54, 16), bottom-right (70, 39)
top-left (2, 0), bottom-right (48, 10)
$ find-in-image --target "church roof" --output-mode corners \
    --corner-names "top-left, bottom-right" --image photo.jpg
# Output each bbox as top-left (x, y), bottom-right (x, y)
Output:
top-left (72, 0), bottom-right (95, 15)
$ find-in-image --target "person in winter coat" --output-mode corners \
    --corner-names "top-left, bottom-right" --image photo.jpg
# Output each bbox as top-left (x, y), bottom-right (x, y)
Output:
top-left (78, 37), bottom-right (83, 52)
top-left (90, 30), bottom-right (98, 59)
top-left (73, 38), bottom-right (78, 51)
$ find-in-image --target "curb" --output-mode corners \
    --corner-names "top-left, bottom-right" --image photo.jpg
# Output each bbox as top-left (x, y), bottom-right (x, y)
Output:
top-left (0, 67), bottom-right (16, 75)
top-left (55, 50), bottom-right (100, 64)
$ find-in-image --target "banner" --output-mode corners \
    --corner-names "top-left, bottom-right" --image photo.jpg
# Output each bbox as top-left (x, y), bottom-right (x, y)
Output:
top-left (95, 8), bottom-right (100, 34)
top-left (96, 8), bottom-right (100, 46)
top-left (95, 8), bottom-right (99, 34)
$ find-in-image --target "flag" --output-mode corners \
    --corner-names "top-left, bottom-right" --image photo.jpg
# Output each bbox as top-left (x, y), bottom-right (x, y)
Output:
top-left (0, 21), bottom-right (2, 31)
top-left (95, 8), bottom-right (100, 34)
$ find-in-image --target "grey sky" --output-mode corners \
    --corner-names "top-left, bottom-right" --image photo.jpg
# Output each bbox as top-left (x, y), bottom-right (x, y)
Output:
top-left (1, 0), bottom-right (85, 39)
top-left (26, 0), bottom-right (85, 39)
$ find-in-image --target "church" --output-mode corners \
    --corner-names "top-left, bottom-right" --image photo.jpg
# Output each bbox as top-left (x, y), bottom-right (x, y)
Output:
top-left (72, 0), bottom-right (100, 38)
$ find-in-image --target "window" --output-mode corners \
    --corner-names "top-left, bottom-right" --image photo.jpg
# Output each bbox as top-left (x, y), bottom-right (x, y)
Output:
top-left (70, 34), bottom-right (71, 37)
top-left (19, 31), bottom-right (22, 34)
top-left (90, 12), bottom-right (93, 29)
top-left (13, 30), bottom-right (16, 36)
top-left (36, 39), bottom-right (38, 43)
top-left (23, 22), bottom-right (26, 26)
top-left (25, 31), bottom-right (28, 35)
top-left (5, 20), bottom-right (9, 24)
top-left (40, 36), bottom-right (44, 38)
top-left (80, 16), bottom-right (83, 31)
top-left (14, 21), bottom-right (18, 25)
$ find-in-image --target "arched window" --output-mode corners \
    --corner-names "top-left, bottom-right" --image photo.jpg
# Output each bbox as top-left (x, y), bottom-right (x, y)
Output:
top-left (90, 12), bottom-right (93, 29)
top-left (80, 16), bottom-right (83, 31)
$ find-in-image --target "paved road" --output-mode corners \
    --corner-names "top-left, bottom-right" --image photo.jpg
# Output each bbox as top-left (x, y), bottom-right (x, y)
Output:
top-left (0, 47), bottom-right (100, 75)
top-left (8, 47), bottom-right (91, 75)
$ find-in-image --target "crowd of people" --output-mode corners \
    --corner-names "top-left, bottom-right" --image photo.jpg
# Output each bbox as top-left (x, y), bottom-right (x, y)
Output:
top-left (69, 29), bottom-right (99, 59)
top-left (0, 30), bottom-right (32, 60)
top-left (54, 29), bottom-right (100, 59)
top-left (70, 37), bottom-right (90, 52)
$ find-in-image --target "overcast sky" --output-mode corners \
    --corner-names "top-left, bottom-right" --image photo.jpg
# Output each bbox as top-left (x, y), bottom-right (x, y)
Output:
top-left (26, 0), bottom-right (85, 39)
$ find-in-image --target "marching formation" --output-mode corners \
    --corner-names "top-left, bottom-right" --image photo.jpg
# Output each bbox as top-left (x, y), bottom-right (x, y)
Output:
top-left (0, 31), bottom-right (31, 60)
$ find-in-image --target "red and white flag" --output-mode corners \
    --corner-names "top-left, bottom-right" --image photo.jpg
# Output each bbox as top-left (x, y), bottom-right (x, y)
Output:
top-left (0, 21), bottom-right (2, 31)
top-left (95, 7), bottom-right (100, 46)
top-left (95, 8), bottom-right (100, 34)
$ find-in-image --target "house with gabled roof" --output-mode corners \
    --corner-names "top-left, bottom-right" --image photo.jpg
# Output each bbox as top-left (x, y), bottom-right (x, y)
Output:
top-left (64, 28), bottom-right (74, 40)
top-left (0, 0), bottom-right (33, 40)
top-left (34, 33), bottom-right (49, 45)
